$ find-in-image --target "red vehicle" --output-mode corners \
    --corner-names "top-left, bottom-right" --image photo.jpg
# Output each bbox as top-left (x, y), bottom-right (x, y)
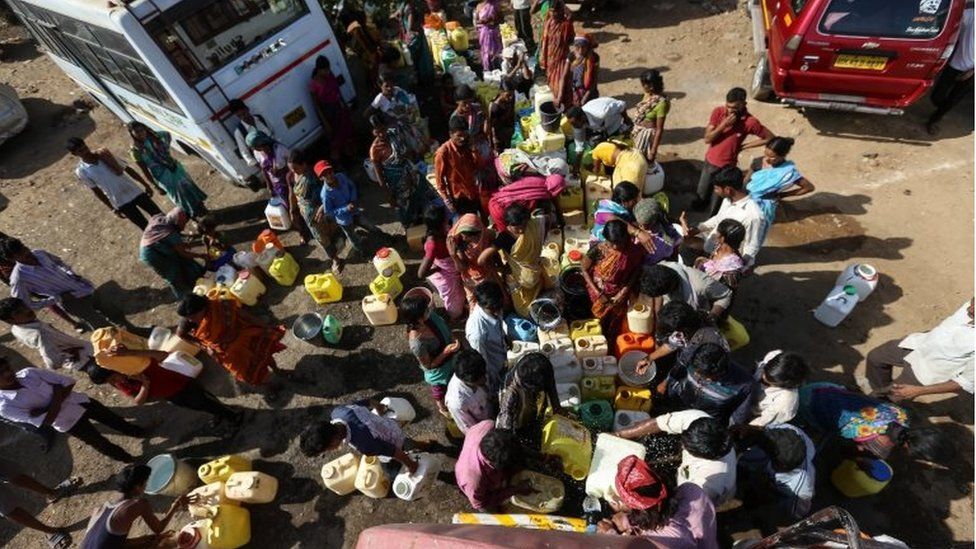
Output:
top-left (748, 0), bottom-right (966, 114)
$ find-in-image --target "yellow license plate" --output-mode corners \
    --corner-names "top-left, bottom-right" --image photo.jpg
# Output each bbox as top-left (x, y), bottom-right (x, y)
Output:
top-left (283, 106), bottom-right (306, 128)
top-left (834, 54), bottom-right (887, 71)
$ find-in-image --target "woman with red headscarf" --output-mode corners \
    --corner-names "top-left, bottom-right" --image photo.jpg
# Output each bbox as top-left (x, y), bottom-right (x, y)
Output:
top-left (539, 0), bottom-right (574, 108)
top-left (598, 455), bottom-right (720, 548)
top-left (487, 174), bottom-right (565, 232)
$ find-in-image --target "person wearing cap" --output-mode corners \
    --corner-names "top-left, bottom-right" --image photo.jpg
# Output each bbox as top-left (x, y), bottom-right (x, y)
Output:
top-left (434, 117), bottom-right (484, 216)
top-left (313, 159), bottom-right (385, 257)
top-left (598, 455), bottom-right (719, 548)
top-left (66, 137), bottom-right (161, 231)
top-left (229, 98), bottom-right (274, 168)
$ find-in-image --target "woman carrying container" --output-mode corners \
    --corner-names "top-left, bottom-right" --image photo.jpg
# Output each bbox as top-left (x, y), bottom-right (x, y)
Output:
top-left (447, 214), bottom-right (505, 310)
top-left (401, 291), bottom-right (461, 416)
top-left (477, 204), bottom-right (543, 318)
top-left (631, 69), bottom-right (670, 164)
top-left (581, 220), bottom-right (645, 335)
top-left (250, 130), bottom-right (314, 246)
top-left (744, 136), bottom-right (815, 246)
top-left (127, 121), bottom-right (207, 219)
top-left (176, 294), bottom-right (286, 386)
top-left (567, 34), bottom-right (599, 107)
top-left (538, 0), bottom-right (575, 109)
top-left (138, 208), bottom-right (206, 299)
top-left (368, 113), bottom-right (427, 230)
top-left (417, 204), bottom-right (466, 320)
top-left (487, 173), bottom-right (565, 233)
top-left (592, 140), bottom-right (648, 189)
top-left (286, 150), bottom-right (346, 275)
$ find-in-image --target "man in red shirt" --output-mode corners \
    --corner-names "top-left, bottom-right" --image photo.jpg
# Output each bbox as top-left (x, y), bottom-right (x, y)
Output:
top-left (695, 87), bottom-right (773, 215)
top-left (434, 117), bottom-right (483, 217)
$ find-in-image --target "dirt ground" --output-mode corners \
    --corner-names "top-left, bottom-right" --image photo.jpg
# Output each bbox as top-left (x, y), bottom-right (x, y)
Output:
top-left (0, 1), bottom-right (973, 547)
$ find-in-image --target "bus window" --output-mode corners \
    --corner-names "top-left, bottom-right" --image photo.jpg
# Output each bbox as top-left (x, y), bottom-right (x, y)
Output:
top-left (148, 0), bottom-right (310, 82)
top-left (7, 0), bottom-right (182, 113)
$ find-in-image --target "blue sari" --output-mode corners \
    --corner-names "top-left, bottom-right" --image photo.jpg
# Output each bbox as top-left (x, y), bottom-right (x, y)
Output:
top-left (747, 161), bottom-right (801, 245)
top-left (590, 200), bottom-right (634, 241)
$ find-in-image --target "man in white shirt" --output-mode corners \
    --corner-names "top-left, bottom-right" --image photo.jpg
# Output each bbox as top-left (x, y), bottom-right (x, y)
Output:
top-left (613, 409), bottom-right (736, 506)
top-left (735, 423), bottom-right (815, 520)
top-left (230, 98), bottom-right (274, 167)
top-left (444, 350), bottom-right (492, 434)
top-left (0, 297), bottom-right (93, 370)
top-left (0, 357), bottom-right (145, 462)
top-left (861, 299), bottom-right (974, 401)
top-left (927, 3), bottom-right (974, 134)
top-left (680, 166), bottom-right (764, 266)
top-left (66, 137), bottom-right (161, 230)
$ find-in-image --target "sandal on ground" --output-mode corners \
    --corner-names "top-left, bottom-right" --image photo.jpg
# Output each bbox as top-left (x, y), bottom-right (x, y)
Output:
top-left (48, 477), bottom-right (83, 503)
top-left (47, 531), bottom-right (71, 549)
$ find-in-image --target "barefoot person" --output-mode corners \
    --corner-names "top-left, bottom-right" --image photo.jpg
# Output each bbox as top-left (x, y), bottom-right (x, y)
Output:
top-left (67, 137), bottom-right (162, 231)
top-left (0, 457), bottom-right (79, 548)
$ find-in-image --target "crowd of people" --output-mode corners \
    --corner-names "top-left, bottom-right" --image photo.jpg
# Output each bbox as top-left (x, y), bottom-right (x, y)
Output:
top-left (0, 0), bottom-right (972, 547)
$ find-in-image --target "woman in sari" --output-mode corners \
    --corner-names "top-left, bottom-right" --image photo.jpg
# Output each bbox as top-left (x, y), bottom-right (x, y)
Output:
top-left (745, 137), bottom-right (815, 246)
top-left (567, 35), bottom-right (599, 107)
top-left (582, 220), bottom-right (646, 335)
top-left (177, 294), bottom-right (286, 386)
top-left (286, 150), bottom-right (346, 274)
top-left (139, 208), bottom-right (205, 298)
top-left (401, 290), bottom-right (460, 415)
top-left (448, 214), bottom-right (504, 309)
top-left (341, 9), bottom-right (383, 89)
top-left (369, 113), bottom-right (427, 229)
top-left (631, 69), bottom-right (670, 163)
top-left (488, 173), bottom-right (565, 233)
top-left (592, 140), bottom-right (648, 188)
top-left (591, 180), bottom-right (640, 241)
top-left (478, 204), bottom-right (543, 318)
top-left (475, 0), bottom-right (503, 71)
top-left (249, 131), bottom-right (313, 244)
top-left (418, 204), bottom-right (466, 320)
top-left (310, 56), bottom-right (355, 164)
top-left (128, 122), bottom-right (207, 219)
top-left (394, 1), bottom-right (436, 85)
top-left (538, 0), bottom-right (574, 106)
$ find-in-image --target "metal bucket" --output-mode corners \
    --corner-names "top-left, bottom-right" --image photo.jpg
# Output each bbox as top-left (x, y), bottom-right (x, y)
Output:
top-left (618, 351), bottom-right (657, 387)
top-left (292, 313), bottom-right (324, 343)
top-left (146, 454), bottom-right (199, 496)
top-left (529, 298), bottom-right (563, 331)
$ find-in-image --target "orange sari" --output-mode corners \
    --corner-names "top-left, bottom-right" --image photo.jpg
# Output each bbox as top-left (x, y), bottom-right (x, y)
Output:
top-left (193, 299), bottom-right (285, 385)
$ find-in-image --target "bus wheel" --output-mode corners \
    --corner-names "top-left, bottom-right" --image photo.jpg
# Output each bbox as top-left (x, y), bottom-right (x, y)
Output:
top-left (751, 54), bottom-right (774, 102)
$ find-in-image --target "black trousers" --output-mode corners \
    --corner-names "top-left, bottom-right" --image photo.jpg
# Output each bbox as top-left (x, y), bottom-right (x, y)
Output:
top-left (116, 193), bottom-right (163, 230)
top-left (67, 400), bottom-right (144, 462)
top-left (929, 65), bottom-right (974, 125)
top-left (695, 161), bottom-right (724, 216)
top-left (168, 381), bottom-right (236, 420)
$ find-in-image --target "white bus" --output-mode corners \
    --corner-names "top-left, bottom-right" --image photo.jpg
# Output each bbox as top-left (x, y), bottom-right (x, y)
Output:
top-left (7, 0), bottom-right (355, 186)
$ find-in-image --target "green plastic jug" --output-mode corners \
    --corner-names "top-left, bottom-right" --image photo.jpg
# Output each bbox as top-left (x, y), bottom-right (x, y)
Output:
top-left (580, 400), bottom-right (613, 432)
top-left (322, 315), bottom-right (343, 345)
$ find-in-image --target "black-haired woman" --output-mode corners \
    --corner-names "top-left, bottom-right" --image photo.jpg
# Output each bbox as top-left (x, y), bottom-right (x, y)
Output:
top-left (744, 136), bottom-right (815, 246)
top-left (631, 69), bottom-right (670, 163)
top-left (401, 290), bottom-right (461, 416)
top-left (582, 220), bottom-right (646, 334)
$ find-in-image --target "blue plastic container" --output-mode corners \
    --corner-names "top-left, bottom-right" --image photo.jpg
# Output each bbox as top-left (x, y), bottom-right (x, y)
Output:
top-left (505, 314), bottom-right (539, 343)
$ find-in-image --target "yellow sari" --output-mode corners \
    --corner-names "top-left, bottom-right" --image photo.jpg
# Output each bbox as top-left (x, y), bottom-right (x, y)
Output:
top-left (505, 215), bottom-right (544, 317)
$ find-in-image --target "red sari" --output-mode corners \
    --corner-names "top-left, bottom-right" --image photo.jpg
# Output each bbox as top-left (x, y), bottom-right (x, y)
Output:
top-left (192, 299), bottom-right (285, 385)
top-left (587, 241), bottom-right (646, 336)
top-left (540, 8), bottom-right (574, 106)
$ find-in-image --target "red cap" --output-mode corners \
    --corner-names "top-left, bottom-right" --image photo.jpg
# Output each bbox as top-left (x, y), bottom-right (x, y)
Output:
top-left (568, 249), bottom-right (583, 261)
top-left (376, 247), bottom-right (391, 259)
top-left (314, 160), bottom-right (333, 177)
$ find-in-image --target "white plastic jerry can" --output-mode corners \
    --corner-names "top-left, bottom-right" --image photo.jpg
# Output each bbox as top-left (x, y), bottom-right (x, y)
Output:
top-left (814, 285), bottom-right (859, 327)
top-left (835, 263), bottom-right (879, 303)
top-left (224, 471), bottom-right (278, 504)
top-left (264, 198), bottom-right (292, 230)
top-left (392, 453), bottom-right (440, 501)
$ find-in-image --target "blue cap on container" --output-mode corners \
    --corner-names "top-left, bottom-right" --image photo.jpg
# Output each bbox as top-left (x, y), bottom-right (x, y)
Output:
top-left (866, 459), bottom-right (892, 482)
